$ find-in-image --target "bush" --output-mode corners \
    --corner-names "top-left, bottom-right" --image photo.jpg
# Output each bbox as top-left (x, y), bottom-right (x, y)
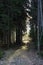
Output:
top-left (40, 51), bottom-right (43, 57)
top-left (0, 50), bottom-right (4, 59)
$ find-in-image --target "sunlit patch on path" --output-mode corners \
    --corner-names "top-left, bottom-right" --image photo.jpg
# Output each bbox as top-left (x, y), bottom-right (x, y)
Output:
top-left (22, 33), bottom-right (32, 44)
top-left (21, 45), bottom-right (28, 50)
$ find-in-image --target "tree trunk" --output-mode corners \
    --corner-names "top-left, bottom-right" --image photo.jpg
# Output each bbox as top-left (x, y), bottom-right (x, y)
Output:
top-left (7, 30), bottom-right (11, 48)
top-left (16, 24), bottom-right (22, 46)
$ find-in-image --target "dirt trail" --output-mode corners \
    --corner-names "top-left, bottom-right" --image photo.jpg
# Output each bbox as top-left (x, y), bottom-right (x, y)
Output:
top-left (0, 44), bottom-right (43, 65)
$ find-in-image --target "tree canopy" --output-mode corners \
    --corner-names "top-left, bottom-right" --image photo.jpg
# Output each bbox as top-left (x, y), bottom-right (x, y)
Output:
top-left (0, 0), bottom-right (26, 31)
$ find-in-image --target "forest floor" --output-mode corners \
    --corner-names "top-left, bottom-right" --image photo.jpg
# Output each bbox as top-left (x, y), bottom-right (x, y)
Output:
top-left (0, 34), bottom-right (43, 65)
